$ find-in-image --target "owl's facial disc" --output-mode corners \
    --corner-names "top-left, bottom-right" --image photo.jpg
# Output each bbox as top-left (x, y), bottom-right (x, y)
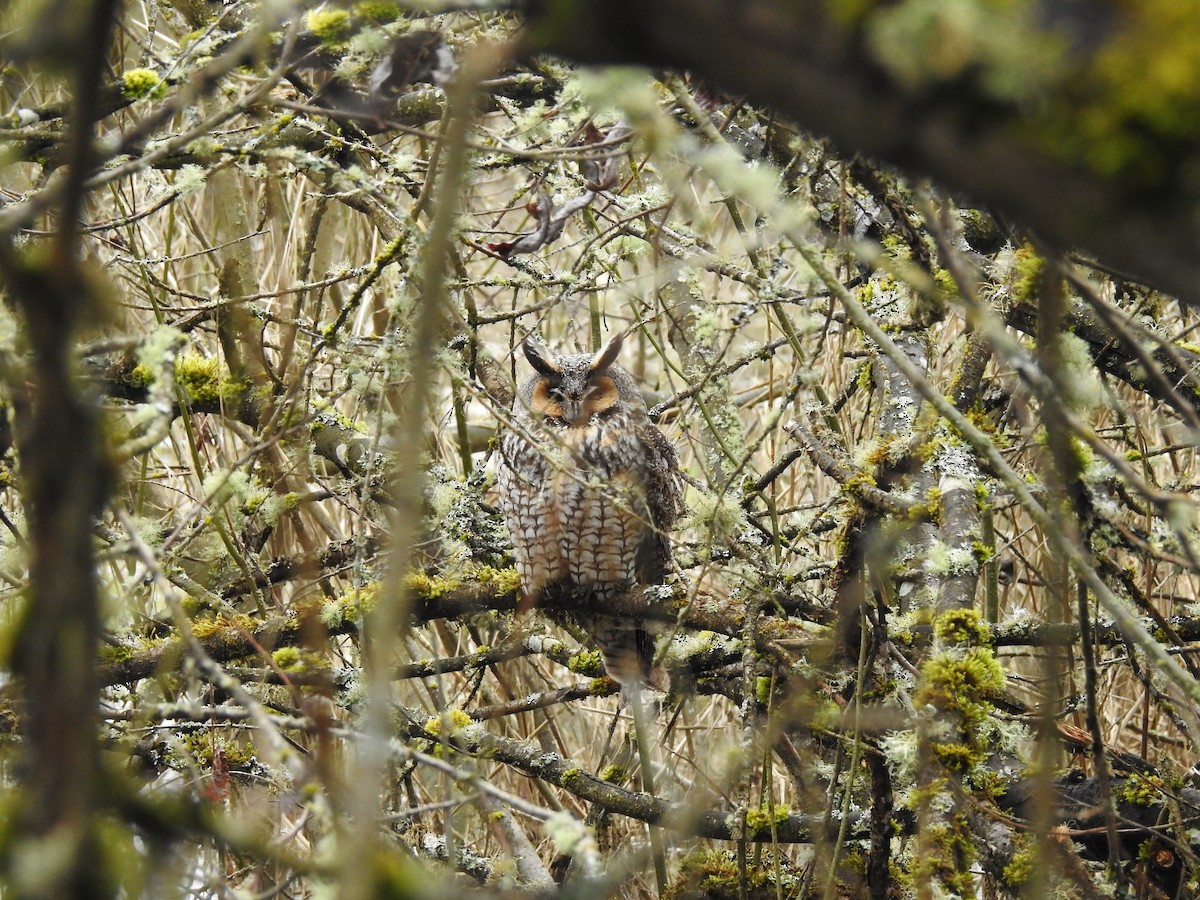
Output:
top-left (531, 379), bottom-right (566, 422)
top-left (578, 376), bottom-right (619, 422)
top-left (531, 376), bottom-right (619, 426)
top-left (556, 377), bottom-right (619, 425)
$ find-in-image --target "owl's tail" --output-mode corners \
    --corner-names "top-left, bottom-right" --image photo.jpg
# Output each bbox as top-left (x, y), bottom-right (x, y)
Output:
top-left (592, 622), bottom-right (669, 694)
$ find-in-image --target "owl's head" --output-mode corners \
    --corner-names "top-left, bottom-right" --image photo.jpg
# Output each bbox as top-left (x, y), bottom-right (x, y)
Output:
top-left (520, 333), bottom-right (631, 427)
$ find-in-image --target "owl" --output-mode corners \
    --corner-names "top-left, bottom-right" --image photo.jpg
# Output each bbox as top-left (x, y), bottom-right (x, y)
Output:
top-left (498, 333), bottom-right (682, 689)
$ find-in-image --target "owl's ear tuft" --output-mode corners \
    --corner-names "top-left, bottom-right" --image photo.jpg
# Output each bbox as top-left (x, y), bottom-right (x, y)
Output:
top-left (589, 332), bottom-right (624, 372)
top-left (522, 336), bottom-right (561, 376)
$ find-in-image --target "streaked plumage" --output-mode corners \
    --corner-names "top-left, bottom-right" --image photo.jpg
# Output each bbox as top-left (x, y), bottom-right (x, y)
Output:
top-left (498, 333), bottom-right (681, 688)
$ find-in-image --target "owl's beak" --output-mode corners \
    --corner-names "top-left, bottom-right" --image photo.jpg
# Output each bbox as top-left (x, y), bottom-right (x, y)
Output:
top-left (560, 398), bottom-right (586, 425)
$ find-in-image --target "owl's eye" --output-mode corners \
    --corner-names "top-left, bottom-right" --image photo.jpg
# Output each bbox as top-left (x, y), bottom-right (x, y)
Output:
top-left (547, 386), bottom-right (565, 402)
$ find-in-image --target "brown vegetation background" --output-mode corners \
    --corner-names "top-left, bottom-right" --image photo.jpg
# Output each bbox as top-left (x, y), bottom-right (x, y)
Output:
top-left (3, 1), bottom-right (1200, 897)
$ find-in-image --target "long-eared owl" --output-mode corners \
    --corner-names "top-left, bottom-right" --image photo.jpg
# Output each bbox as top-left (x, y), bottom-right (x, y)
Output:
top-left (498, 333), bottom-right (682, 688)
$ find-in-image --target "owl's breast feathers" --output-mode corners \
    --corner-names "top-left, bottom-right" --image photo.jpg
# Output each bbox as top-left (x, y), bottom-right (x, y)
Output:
top-left (499, 411), bottom-right (679, 598)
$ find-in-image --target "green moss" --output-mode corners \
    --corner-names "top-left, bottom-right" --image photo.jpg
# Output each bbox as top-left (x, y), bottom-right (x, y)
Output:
top-left (1068, 433), bottom-right (1097, 473)
top-left (916, 485), bottom-right (943, 524)
top-left (599, 764), bottom-right (627, 783)
top-left (322, 582), bottom-right (379, 627)
top-left (905, 818), bottom-right (978, 895)
top-left (354, 0), bottom-right (400, 22)
top-left (932, 741), bottom-right (984, 772)
top-left (1010, 244), bottom-right (1044, 305)
top-left (744, 804), bottom-right (791, 835)
top-left (191, 614), bottom-right (256, 639)
top-left (917, 648), bottom-right (1005, 722)
top-left (910, 641), bottom-right (1008, 795)
top-left (97, 643), bottom-right (135, 665)
top-left (1001, 835), bottom-right (1034, 889)
top-left (404, 570), bottom-right (461, 599)
top-left (755, 676), bottom-right (772, 705)
top-left (843, 470), bottom-right (878, 497)
top-left (567, 648), bottom-right (604, 676)
top-left (271, 646), bottom-right (300, 671)
top-left (969, 538), bottom-right (995, 564)
top-left (960, 208), bottom-right (1005, 253)
top-left (932, 267), bottom-right (958, 297)
top-left (856, 359), bottom-right (875, 392)
top-left (175, 354), bottom-right (243, 407)
top-left (178, 734), bottom-right (257, 768)
top-left (305, 8), bottom-right (352, 46)
top-left (128, 363), bottom-right (153, 388)
top-left (350, 585), bottom-right (376, 614)
top-left (561, 767), bottom-right (583, 784)
top-left (1120, 773), bottom-right (1164, 807)
top-left (934, 608), bottom-right (992, 647)
top-left (121, 68), bottom-right (164, 100)
top-left (666, 849), bottom-right (792, 899)
top-left (881, 233), bottom-right (912, 260)
top-left (272, 646), bottom-right (326, 675)
top-left (473, 565), bottom-right (521, 595)
top-left (313, 405), bottom-right (364, 434)
top-left (424, 708), bottom-right (472, 736)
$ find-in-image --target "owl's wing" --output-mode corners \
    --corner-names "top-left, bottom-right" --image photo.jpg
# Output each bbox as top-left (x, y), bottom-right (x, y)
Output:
top-left (641, 425), bottom-right (682, 530)
top-left (498, 432), bottom-right (557, 600)
top-left (636, 424), bottom-right (683, 585)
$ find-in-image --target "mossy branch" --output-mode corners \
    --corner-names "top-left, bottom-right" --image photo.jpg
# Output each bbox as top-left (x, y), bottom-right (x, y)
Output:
top-left (405, 709), bottom-right (829, 843)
